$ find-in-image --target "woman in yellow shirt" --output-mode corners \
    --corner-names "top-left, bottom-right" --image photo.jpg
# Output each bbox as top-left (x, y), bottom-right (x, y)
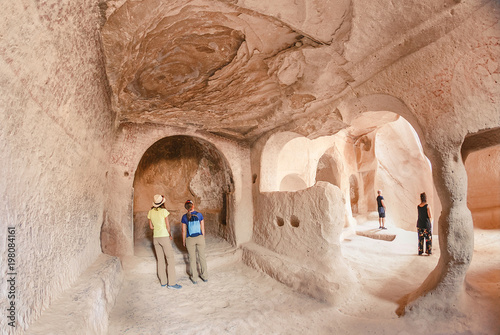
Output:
top-left (147, 194), bottom-right (181, 289)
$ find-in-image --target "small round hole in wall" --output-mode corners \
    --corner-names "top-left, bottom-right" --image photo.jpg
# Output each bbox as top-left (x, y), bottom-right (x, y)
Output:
top-left (276, 216), bottom-right (284, 227)
top-left (290, 215), bottom-right (300, 227)
top-left (124, 171), bottom-right (129, 177)
top-left (252, 174), bottom-right (257, 184)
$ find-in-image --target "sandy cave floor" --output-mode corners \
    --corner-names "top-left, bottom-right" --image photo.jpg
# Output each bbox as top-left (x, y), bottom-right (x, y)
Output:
top-left (108, 224), bottom-right (500, 335)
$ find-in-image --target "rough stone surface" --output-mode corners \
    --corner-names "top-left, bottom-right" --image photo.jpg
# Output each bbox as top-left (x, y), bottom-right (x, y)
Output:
top-left (351, 1), bottom-right (500, 315)
top-left (0, 1), bottom-right (115, 333)
top-left (465, 145), bottom-right (500, 229)
top-left (103, 123), bottom-right (254, 256)
top-left (133, 135), bottom-right (234, 243)
top-left (107, 229), bottom-right (500, 334)
top-left (257, 131), bottom-right (360, 229)
top-left (375, 118), bottom-right (442, 233)
top-left (250, 182), bottom-right (358, 302)
top-left (26, 254), bottom-right (123, 335)
top-left (101, 0), bottom-right (303, 140)
top-left (255, 116), bottom-right (438, 234)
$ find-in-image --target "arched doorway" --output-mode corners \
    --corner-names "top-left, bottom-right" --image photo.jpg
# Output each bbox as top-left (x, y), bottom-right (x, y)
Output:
top-left (462, 132), bottom-right (500, 320)
top-left (464, 143), bottom-right (500, 230)
top-left (132, 135), bottom-right (234, 255)
top-left (279, 174), bottom-right (308, 191)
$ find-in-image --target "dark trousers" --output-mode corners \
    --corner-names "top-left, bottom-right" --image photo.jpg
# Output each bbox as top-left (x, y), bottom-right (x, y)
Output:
top-left (417, 227), bottom-right (432, 254)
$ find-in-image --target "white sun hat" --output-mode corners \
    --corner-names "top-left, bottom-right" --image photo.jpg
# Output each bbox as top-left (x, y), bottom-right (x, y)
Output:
top-left (153, 194), bottom-right (165, 207)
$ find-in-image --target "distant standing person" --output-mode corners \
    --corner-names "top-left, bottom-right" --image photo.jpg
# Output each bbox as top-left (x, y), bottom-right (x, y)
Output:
top-left (376, 190), bottom-right (387, 229)
top-left (148, 194), bottom-right (182, 289)
top-left (182, 200), bottom-right (208, 284)
top-left (417, 192), bottom-right (432, 255)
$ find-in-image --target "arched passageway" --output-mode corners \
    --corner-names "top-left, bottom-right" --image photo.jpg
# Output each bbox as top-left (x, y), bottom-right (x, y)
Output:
top-left (260, 111), bottom-right (438, 233)
top-left (462, 132), bottom-right (500, 321)
top-left (370, 116), bottom-right (439, 233)
top-left (251, 100), bottom-right (441, 304)
top-left (464, 143), bottom-right (500, 230)
top-left (133, 135), bottom-right (234, 256)
top-left (279, 173), bottom-right (308, 191)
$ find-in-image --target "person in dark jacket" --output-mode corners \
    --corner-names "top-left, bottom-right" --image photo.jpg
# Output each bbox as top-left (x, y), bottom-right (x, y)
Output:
top-left (417, 192), bottom-right (432, 255)
top-left (376, 190), bottom-right (387, 229)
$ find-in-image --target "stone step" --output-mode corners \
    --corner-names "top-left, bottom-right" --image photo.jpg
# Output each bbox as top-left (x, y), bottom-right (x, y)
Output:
top-left (356, 228), bottom-right (397, 241)
top-left (26, 254), bottom-right (123, 335)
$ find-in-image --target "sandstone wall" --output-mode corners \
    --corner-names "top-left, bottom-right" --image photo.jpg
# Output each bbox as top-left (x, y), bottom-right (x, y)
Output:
top-left (249, 182), bottom-right (357, 303)
top-left (348, 0), bottom-right (500, 315)
top-left (316, 133), bottom-right (359, 229)
top-left (254, 182), bottom-right (344, 259)
top-left (133, 135), bottom-right (234, 251)
top-left (259, 131), bottom-right (359, 230)
top-left (257, 115), bottom-right (439, 235)
top-left (26, 255), bottom-right (123, 335)
top-left (374, 118), bottom-right (441, 233)
top-left (259, 132), bottom-right (304, 192)
top-left (353, 132), bottom-right (378, 214)
top-left (277, 135), bottom-right (340, 191)
top-left (465, 145), bottom-right (500, 229)
top-left (103, 124), bottom-right (253, 256)
top-left (0, 1), bottom-right (116, 333)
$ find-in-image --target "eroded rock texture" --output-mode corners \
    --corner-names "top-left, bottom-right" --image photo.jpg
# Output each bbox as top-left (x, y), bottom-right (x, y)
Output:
top-left (102, 0), bottom-right (352, 140)
top-left (133, 135), bottom-right (234, 248)
top-left (465, 145), bottom-right (500, 229)
top-left (0, 0), bottom-right (116, 332)
top-left (247, 182), bottom-right (358, 304)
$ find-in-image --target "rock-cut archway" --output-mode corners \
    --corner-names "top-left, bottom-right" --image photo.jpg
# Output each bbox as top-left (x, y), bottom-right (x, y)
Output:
top-left (132, 135), bottom-right (235, 256)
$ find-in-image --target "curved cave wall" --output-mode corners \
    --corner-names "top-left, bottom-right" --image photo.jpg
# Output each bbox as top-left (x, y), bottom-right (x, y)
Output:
top-left (279, 174), bottom-right (308, 191)
top-left (316, 154), bottom-right (341, 188)
top-left (133, 135), bottom-right (234, 250)
top-left (256, 115), bottom-right (439, 233)
top-left (349, 174), bottom-right (360, 214)
top-left (373, 118), bottom-right (441, 233)
top-left (465, 145), bottom-right (500, 229)
top-left (0, 0), bottom-right (116, 331)
top-left (103, 123), bottom-right (253, 257)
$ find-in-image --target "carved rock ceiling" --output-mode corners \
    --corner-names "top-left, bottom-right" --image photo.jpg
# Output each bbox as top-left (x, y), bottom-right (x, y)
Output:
top-left (102, 0), bottom-right (458, 142)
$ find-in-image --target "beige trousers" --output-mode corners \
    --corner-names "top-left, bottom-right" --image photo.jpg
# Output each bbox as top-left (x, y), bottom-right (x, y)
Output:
top-left (153, 236), bottom-right (177, 286)
top-left (186, 235), bottom-right (207, 281)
